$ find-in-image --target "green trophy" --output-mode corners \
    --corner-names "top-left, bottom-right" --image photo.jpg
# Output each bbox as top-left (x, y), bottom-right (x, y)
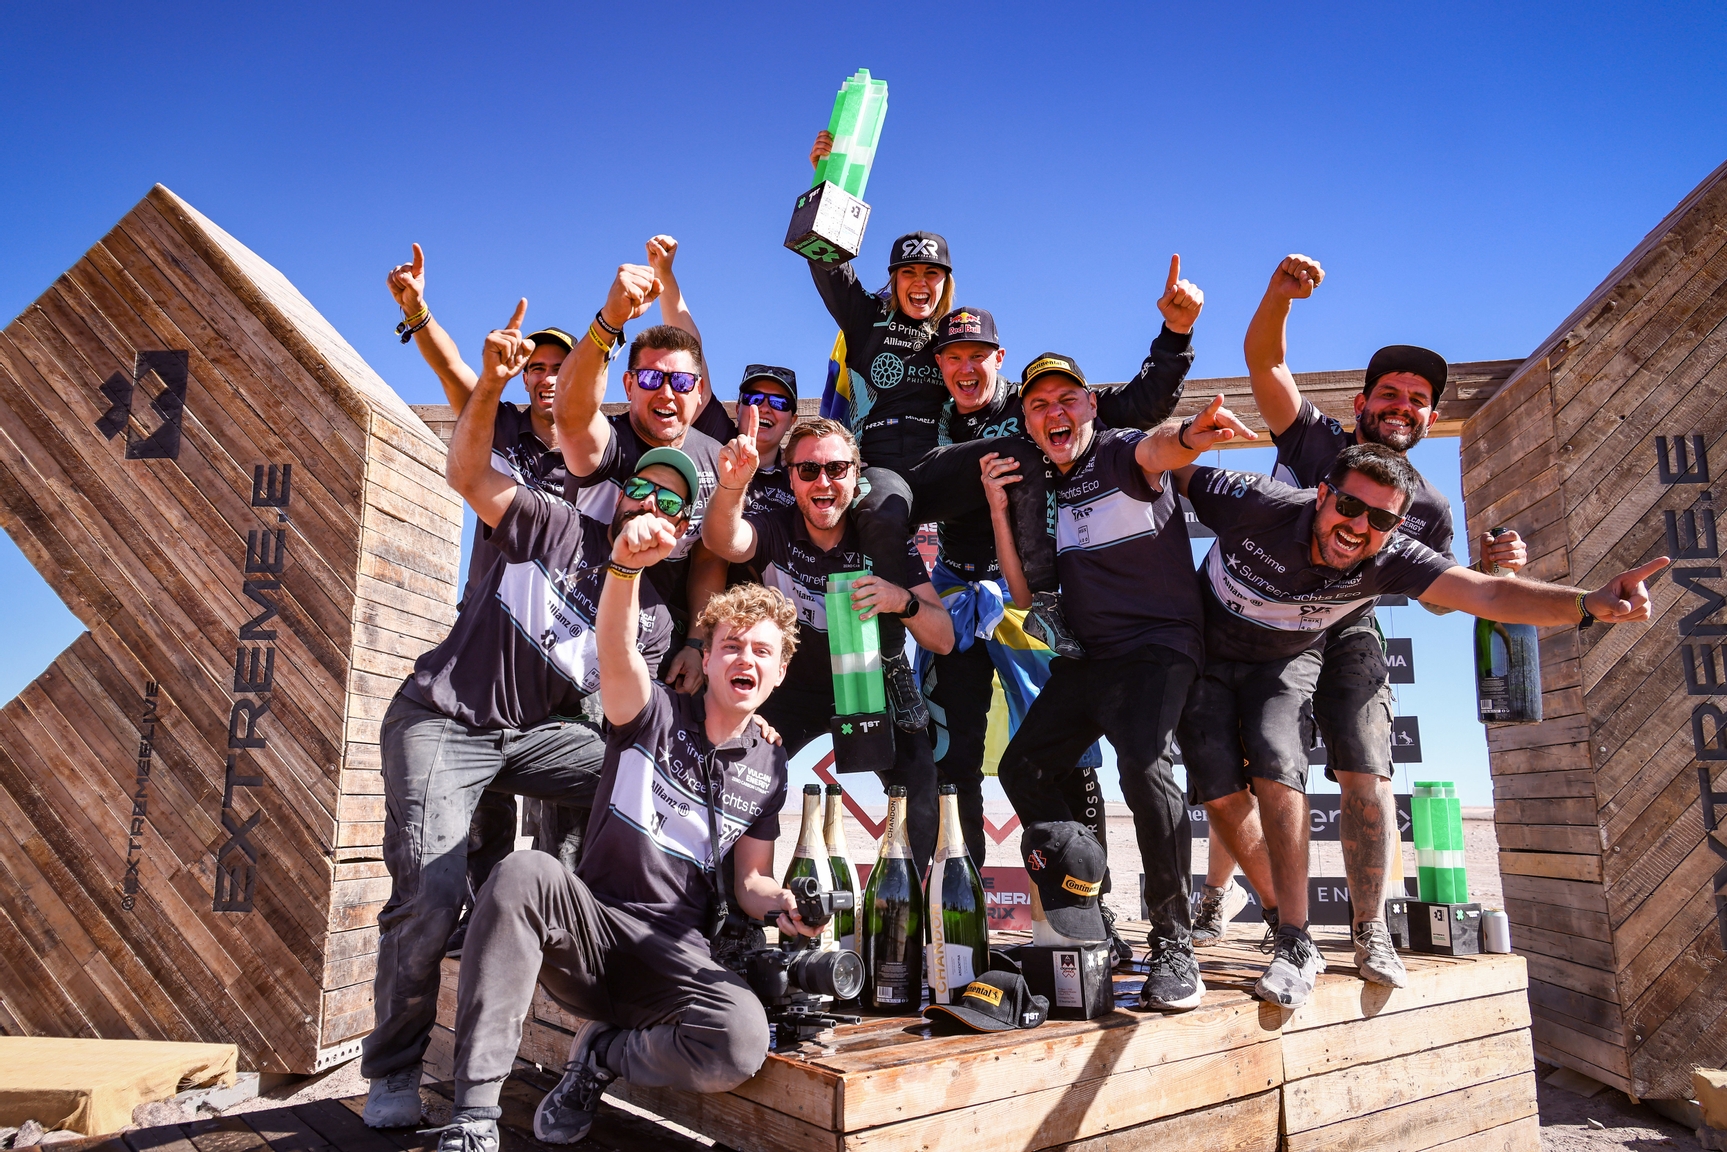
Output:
top-left (826, 570), bottom-right (895, 772)
top-left (785, 69), bottom-right (888, 266)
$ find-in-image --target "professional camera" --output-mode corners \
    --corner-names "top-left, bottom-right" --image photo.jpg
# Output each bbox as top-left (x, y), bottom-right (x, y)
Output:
top-left (716, 875), bottom-right (864, 1045)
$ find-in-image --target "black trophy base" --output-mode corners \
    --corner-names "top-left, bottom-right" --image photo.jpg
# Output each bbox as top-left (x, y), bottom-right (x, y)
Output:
top-left (830, 711), bottom-right (894, 773)
top-left (785, 181), bottom-right (871, 266)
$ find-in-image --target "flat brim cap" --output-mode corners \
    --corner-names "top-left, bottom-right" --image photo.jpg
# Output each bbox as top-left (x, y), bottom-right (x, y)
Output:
top-left (1365, 345), bottom-right (1447, 402)
top-left (740, 364), bottom-right (798, 402)
top-left (526, 327), bottom-right (576, 352)
top-left (887, 231), bottom-right (951, 271)
top-left (634, 446), bottom-right (700, 509)
top-left (931, 307), bottom-right (999, 352)
top-left (923, 971), bottom-right (1050, 1033)
top-left (1020, 352), bottom-right (1088, 397)
top-left (1023, 821), bottom-right (1109, 941)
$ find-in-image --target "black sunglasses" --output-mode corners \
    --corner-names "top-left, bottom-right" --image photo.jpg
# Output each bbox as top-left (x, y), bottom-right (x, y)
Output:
top-left (623, 475), bottom-right (689, 518)
top-left (792, 459), bottom-right (854, 483)
top-left (631, 368), bottom-right (701, 394)
top-left (739, 390), bottom-right (795, 412)
top-left (1328, 487), bottom-right (1405, 533)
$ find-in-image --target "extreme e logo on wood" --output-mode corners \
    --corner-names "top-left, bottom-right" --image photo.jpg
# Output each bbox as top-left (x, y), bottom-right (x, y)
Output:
top-left (0, 186), bottom-right (460, 1072)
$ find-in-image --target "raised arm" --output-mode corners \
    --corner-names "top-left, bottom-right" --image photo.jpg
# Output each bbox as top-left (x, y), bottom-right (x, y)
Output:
top-left (387, 243), bottom-right (481, 411)
top-left (646, 235), bottom-right (701, 343)
top-left (700, 404), bottom-right (763, 563)
top-left (596, 513), bottom-right (683, 727)
top-left (1093, 255), bottom-right (1201, 430)
top-left (1134, 394), bottom-right (1258, 479)
top-left (445, 301), bottom-right (532, 528)
top-left (981, 452), bottom-right (1032, 608)
top-left (1243, 254), bottom-right (1325, 437)
top-left (1418, 557), bottom-right (1668, 625)
top-left (667, 542), bottom-right (727, 695)
top-left (554, 264), bottom-right (662, 479)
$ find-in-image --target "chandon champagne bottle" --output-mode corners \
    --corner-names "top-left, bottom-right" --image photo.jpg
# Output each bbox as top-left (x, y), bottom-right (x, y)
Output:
top-left (783, 784), bottom-right (835, 947)
top-left (925, 784), bottom-right (989, 1004)
top-left (862, 785), bottom-right (923, 1010)
top-left (824, 784), bottom-right (859, 954)
top-left (1474, 526), bottom-right (1542, 723)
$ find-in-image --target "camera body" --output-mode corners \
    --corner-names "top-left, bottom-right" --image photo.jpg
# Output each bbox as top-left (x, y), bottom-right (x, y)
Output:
top-left (720, 876), bottom-right (864, 1044)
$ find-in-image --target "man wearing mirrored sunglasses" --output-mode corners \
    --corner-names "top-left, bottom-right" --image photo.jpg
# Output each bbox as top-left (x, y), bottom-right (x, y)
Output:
top-left (1241, 254), bottom-right (1529, 990)
top-left (362, 310), bottom-right (685, 1128)
top-left (702, 413), bottom-right (956, 865)
top-left (1172, 443), bottom-right (1664, 1009)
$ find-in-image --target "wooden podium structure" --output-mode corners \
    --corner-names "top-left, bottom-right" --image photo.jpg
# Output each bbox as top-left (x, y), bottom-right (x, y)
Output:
top-left (0, 186), bottom-right (460, 1072)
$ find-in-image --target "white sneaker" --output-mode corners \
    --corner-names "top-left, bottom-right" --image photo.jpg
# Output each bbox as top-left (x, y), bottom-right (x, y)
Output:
top-left (1192, 879), bottom-right (1250, 947)
top-left (361, 1065), bottom-right (424, 1128)
top-left (1353, 920), bottom-right (1409, 988)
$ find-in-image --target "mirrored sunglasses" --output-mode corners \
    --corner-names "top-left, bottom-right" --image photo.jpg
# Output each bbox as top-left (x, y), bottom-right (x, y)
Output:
top-left (739, 390), bottom-right (795, 412)
top-left (623, 475), bottom-right (689, 518)
top-left (632, 368), bottom-right (701, 394)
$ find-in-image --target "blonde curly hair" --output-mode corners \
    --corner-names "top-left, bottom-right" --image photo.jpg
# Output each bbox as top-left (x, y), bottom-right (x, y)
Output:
top-left (696, 583), bottom-right (799, 665)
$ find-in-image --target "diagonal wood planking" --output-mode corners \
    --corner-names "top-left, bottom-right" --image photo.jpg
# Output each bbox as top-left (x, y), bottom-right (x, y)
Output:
top-left (1461, 156), bottom-right (1727, 1099)
top-left (0, 186), bottom-right (459, 1071)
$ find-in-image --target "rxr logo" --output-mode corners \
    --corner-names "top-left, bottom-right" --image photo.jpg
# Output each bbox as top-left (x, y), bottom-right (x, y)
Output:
top-left (97, 350), bottom-right (189, 460)
top-left (900, 237), bottom-right (940, 262)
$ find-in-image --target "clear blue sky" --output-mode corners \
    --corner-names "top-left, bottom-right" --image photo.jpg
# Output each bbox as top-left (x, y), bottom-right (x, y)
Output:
top-left (2, 2), bottom-right (1725, 807)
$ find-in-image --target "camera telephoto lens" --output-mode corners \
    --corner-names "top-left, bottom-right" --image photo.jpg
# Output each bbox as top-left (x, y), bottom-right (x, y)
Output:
top-left (788, 948), bottom-right (865, 1001)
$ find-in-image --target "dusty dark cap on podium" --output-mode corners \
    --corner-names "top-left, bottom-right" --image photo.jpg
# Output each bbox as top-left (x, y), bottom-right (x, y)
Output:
top-left (1020, 352), bottom-right (1088, 397)
top-left (922, 970), bottom-right (1049, 1033)
top-left (887, 231), bottom-right (951, 271)
top-left (1022, 820), bottom-right (1108, 940)
top-left (1364, 345), bottom-right (1448, 404)
top-left (526, 327), bottom-right (577, 353)
top-left (740, 364), bottom-right (798, 403)
top-left (930, 307), bottom-right (999, 352)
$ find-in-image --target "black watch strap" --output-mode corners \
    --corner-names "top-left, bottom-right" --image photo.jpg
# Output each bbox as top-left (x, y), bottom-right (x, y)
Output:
top-left (899, 594), bottom-right (921, 619)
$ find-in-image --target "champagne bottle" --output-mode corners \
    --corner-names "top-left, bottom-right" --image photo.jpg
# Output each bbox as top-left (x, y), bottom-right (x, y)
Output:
top-left (824, 784), bottom-right (859, 953)
top-left (925, 784), bottom-right (989, 1004)
top-left (1474, 527), bottom-right (1542, 723)
top-left (783, 784), bottom-right (834, 947)
top-left (861, 785), bottom-right (923, 1010)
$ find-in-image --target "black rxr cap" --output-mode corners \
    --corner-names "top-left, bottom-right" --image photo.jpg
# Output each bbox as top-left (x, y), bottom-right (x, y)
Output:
top-left (1364, 345), bottom-right (1447, 405)
top-left (1022, 821), bottom-right (1108, 941)
top-left (922, 970), bottom-right (1050, 1033)
top-left (931, 307), bottom-right (999, 352)
top-left (739, 364), bottom-right (798, 403)
top-left (887, 231), bottom-right (951, 272)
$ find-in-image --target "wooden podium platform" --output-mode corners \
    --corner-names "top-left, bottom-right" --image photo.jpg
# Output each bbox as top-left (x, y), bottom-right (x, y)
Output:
top-left (427, 925), bottom-right (1539, 1152)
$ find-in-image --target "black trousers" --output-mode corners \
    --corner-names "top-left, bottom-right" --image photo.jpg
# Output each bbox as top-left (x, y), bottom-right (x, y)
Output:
top-left (997, 644), bottom-right (1198, 943)
top-left (761, 691), bottom-right (939, 868)
top-left (855, 436), bottom-right (1056, 593)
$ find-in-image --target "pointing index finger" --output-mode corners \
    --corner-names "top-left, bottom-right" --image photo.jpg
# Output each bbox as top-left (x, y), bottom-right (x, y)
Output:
top-left (507, 298), bottom-right (528, 332)
top-left (1165, 254), bottom-right (1181, 295)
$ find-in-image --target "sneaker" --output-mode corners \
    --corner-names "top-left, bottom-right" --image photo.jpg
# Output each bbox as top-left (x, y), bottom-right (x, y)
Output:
top-left (1255, 924), bottom-right (1325, 1008)
top-left (1353, 920), bottom-right (1409, 988)
top-left (882, 650), bottom-right (930, 732)
top-left (419, 1119), bottom-right (498, 1152)
top-left (1139, 938), bottom-right (1205, 1011)
top-left (1256, 905), bottom-right (1281, 952)
top-left (361, 1065), bottom-right (424, 1128)
top-left (534, 1019), bottom-right (619, 1143)
top-left (1100, 905), bottom-right (1134, 968)
top-left (1192, 879), bottom-right (1249, 948)
top-left (444, 910), bottom-right (470, 958)
top-left (1024, 592), bottom-right (1086, 660)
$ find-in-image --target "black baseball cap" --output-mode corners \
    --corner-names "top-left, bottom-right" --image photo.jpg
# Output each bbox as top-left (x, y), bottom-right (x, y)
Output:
top-left (740, 364), bottom-right (798, 403)
top-left (526, 327), bottom-right (576, 353)
top-left (931, 307), bottom-right (999, 352)
top-left (1020, 352), bottom-right (1088, 397)
top-left (887, 231), bottom-right (951, 272)
top-left (1364, 345), bottom-right (1447, 405)
top-left (1022, 821), bottom-right (1107, 941)
top-left (922, 971), bottom-right (1049, 1033)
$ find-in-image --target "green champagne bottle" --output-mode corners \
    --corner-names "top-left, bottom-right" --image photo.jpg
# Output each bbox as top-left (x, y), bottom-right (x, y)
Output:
top-left (783, 784), bottom-right (835, 947)
top-left (925, 784), bottom-right (989, 1004)
top-left (861, 785), bottom-right (923, 1010)
top-left (824, 784), bottom-right (859, 954)
top-left (1474, 527), bottom-right (1542, 724)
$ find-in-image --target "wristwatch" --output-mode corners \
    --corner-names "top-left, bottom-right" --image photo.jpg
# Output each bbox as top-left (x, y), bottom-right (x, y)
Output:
top-left (897, 595), bottom-right (921, 619)
top-left (684, 635), bottom-right (705, 651)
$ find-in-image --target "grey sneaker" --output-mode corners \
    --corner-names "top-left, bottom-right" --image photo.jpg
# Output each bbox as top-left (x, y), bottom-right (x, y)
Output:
top-left (419, 1119), bottom-right (498, 1152)
top-left (534, 1019), bottom-right (619, 1143)
top-left (882, 650), bottom-right (930, 732)
top-left (1353, 920), bottom-right (1409, 988)
top-left (1024, 592), bottom-right (1086, 660)
top-left (1192, 879), bottom-right (1249, 947)
top-left (1255, 924), bottom-right (1325, 1008)
top-left (1138, 937), bottom-right (1205, 1011)
top-left (361, 1065), bottom-right (423, 1128)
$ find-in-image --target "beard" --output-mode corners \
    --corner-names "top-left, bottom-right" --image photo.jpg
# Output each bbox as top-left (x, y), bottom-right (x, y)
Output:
top-left (1357, 406), bottom-right (1427, 452)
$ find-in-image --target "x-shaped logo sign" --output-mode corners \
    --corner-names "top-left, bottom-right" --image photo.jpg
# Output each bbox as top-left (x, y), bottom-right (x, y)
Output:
top-left (810, 751), bottom-right (1021, 843)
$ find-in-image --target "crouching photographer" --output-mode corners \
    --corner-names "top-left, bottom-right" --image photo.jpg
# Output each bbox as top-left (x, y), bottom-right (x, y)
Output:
top-left (433, 490), bottom-right (814, 1152)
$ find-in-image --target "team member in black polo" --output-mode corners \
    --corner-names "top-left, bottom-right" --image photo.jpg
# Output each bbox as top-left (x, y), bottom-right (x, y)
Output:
top-left (433, 562), bottom-right (815, 1152)
top-left (1241, 253), bottom-right (1529, 987)
top-left (1174, 444), bottom-right (1664, 1007)
top-left (361, 313), bottom-right (678, 1128)
top-left (992, 356), bottom-right (1256, 1012)
top-left (702, 411), bottom-right (956, 865)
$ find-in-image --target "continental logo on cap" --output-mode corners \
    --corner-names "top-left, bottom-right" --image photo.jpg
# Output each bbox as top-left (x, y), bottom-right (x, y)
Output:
top-left (1062, 874), bottom-right (1102, 897)
top-left (962, 981), bottom-right (1004, 1007)
top-left (1025, 357), bottom-right (1076, 381)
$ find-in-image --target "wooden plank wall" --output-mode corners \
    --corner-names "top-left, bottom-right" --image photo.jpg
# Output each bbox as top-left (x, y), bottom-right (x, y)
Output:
top-left (1460, 156), bottom-right (1727, 1099)
top-left (0, 186), bottom-right (459, 1072)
